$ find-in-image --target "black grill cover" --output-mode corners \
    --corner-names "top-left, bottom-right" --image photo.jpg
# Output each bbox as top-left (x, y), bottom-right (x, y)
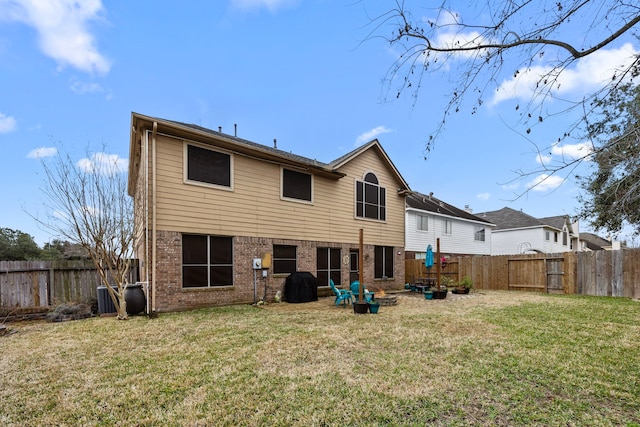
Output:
top-left (284, 272), bottom-right (318, 303)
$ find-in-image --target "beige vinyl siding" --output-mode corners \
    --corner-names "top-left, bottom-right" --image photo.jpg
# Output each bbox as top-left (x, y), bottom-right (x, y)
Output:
top-left (152, 135), bottom-right (404, 246)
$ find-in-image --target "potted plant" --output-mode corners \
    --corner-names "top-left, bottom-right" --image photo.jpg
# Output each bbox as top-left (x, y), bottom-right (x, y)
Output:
top-left (368, 300), bottom-right (381, 314)
top-left (433, 276), bottom-right (452, 299)
top-left (452, 276), bottom-right (473, 294)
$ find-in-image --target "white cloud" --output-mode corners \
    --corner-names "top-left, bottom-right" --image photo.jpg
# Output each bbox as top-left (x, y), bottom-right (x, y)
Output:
top-left (492, 43), bottom-right (639, 105)
top-left (0, 112), bottom-right (17, 133)
top-left (0, 0), bottom-right (110, 74)
top-left (502, 182), bottom-right (519, 191)
top-left (27, 146), bottom-right (57, 158)
top-left (476, 192), bottom-right (490, 201)
top-left (70, 80), bottom-right (103, 94)
top-left (77, 152), bottom-right (127, 174)
top-left (356, 126), bottom-right (392, 145)
top-left (231, 0), bottom-right (298, 12)
top-left (551, 142), bottom-right (593, 161)
top-left (535, 153), bottom-right (552, 165)
top-left (526, 174), bottom-right (564, 192)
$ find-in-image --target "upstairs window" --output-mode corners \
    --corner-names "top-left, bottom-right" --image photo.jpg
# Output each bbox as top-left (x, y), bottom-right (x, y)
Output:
top-left (417, 214), bottom-right (429, 231)
top-left (442, 219), bottom-right (453, 235)
top-left (474, 226), bottom-right (485, 242)
top-left (186, 144), bottom-right (231, 188)
top-left (545, 230), bottom-right (550, 241)
top-left (562, 230), bottom-right (568, 245)
top-left (356, 172), bottom-right (386, 221)
top-left (282, 168), bottom-right (312, 202)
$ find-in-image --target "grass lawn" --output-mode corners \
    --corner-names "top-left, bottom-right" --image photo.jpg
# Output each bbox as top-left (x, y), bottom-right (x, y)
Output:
top-left (2, 291), bottom-right (640, 426)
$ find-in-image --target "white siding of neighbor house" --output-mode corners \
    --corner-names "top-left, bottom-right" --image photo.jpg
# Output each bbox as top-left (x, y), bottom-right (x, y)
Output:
top-left (491, 228), bottom-right (544, 255)
top-left (491, 226), bottom-right (572, 255)
top-left (405, 209), bottom-right (492, 256)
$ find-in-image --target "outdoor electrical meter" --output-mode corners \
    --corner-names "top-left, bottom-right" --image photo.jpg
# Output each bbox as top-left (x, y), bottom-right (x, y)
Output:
top-left (252, 258), bottom-right (262, 270)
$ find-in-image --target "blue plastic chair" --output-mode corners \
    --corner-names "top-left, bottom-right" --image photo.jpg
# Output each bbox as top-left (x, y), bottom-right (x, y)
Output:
top-left (329, 280), bottom-right (353, 307)
top-left (350, 281), bottom-right (374, 303)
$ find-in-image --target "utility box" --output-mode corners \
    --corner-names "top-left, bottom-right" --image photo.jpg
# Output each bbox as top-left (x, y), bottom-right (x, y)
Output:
top-left (97, 286), bottom-right (117, 314)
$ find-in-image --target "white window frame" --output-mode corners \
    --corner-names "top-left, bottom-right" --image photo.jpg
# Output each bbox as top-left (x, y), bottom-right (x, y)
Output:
top-left (183, 142), bottom-right (234, 191)
top-left (417, 214), bottom-right (429, 231)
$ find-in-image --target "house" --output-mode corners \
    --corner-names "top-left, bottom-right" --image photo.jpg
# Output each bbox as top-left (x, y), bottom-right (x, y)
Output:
top-left (579, 232), bottom-right (624, 251)
top-left (476, 207), bottom-right (581, 255)
top-left (127, 112), bottom-right (410, 312)
top-left (405, 192), bottom-right (495, 258)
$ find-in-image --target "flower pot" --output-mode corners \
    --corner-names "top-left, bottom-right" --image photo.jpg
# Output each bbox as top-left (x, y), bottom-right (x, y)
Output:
top-left (432, 289), bottom-right (448, 299)
top-left (423, 291), bottom-right (433, 300)
top-left (353, 302), bottom-right (369, 314)
top-left (368, 303), bottom-right (380, 314)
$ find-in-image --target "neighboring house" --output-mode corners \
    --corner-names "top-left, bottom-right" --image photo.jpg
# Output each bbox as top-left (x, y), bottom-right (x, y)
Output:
top-left (405, 192), bottom-right (495, 258)
top-left (127, 112), bottom-right (410, 312)
top-left (476, 207), bottom-right (581, 255)
top-left (579, 232), bottom-right (624, 251)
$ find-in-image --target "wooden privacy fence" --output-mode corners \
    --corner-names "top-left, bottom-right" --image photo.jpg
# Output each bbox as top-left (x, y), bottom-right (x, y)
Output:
top-left (406, 248), bottom-right (640, 299)
top-left (0, 260), bottom-right (139, 311)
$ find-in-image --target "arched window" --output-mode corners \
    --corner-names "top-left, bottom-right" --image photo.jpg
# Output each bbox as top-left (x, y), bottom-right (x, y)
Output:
top-left (356, 172), bottom-right (386, 221)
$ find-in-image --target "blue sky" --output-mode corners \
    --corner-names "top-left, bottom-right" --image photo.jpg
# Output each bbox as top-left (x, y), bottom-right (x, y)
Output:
top-left (1, 0), bottom-right (639, 245)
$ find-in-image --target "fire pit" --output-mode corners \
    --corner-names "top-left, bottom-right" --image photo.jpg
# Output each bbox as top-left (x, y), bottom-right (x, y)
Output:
top-left (373, 290), bottom-right (397, 306)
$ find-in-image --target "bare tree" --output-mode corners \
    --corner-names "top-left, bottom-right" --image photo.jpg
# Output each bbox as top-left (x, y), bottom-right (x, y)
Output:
top-left (35, 148), bottom-right (134, 319)
top-left (375, 1), bottom-right (640, 154)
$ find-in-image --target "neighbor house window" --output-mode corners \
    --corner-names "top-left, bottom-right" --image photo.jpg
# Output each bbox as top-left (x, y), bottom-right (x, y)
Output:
top-left (442, 219), bottom-right (452, 235)
top-left (273, 245), bottom-right (297, 275)
top-left (356, 172), bottom-right (386, 221)
top-left (562, 231), bottom-right (568, 245)
top-left (474, 226), bottom-right (485, 242)
top-left (554, 232), bottom-right (558, 243)
top-left (545, 230), bottom-right (550, 241)
top-left (417, 214), bottom-right (429, 231)
top-left (374, 246), bottom-right (394, 279)
top-left (282, 168), bottom-right (312, 202)
top-left (186, 144), bottom-right (232, 188)
top-left (317, 247), bottom-right (341, 287)
top-left (182, 234), bottom-right (233, 288)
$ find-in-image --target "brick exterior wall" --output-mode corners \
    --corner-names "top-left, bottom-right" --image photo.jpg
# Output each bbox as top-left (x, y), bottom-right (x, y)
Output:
top-left (150, 230), bottom-right (405, 312)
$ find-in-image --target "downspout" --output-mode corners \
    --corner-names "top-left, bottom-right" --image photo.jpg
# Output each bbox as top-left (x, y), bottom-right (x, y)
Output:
top-left (151, 121), bottom-right (158, 313)
top-left (144, 126), bottom-right (150, 313)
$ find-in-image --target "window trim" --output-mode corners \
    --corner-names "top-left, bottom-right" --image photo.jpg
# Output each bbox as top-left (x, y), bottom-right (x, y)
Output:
top-left (183, 142), bottom-right (234, 191)
top-left (273, 244), bottom-right (297, 275)
top-left (417, 214), bottom-right (429, 231)
top-left (316, 247), bottom-right (341, 287)
top-left (442, 219), bottom-right (453, 235)
top-left (182, 234), bottom-right (234, 289)
top-left (374, 245), bottom-right (394, 279)
top-left (280, 167), bottom-right (313, 204)
top-left (355, 172), bottom-right (387, 222)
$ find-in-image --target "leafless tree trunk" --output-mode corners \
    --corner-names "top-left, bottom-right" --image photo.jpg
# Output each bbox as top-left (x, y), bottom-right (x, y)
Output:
top-left (34, 147), bottom-right (134, 319)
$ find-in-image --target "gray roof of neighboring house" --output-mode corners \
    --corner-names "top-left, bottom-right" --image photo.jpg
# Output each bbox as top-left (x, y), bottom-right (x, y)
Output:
top-left (475, 207), bottom-right (571, 231)
top-left (579, 232), bottom-right (611, 250)
top-left (406, 192), bottom-right (493, 224)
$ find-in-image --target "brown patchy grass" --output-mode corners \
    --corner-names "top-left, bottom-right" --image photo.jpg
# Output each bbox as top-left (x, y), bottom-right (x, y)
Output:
top-left (2, 291), bottom-right (639, 426)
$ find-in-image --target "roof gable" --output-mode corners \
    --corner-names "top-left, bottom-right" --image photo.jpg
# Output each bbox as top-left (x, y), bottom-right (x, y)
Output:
top-left (329, 139), bottom-right (410, 191)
